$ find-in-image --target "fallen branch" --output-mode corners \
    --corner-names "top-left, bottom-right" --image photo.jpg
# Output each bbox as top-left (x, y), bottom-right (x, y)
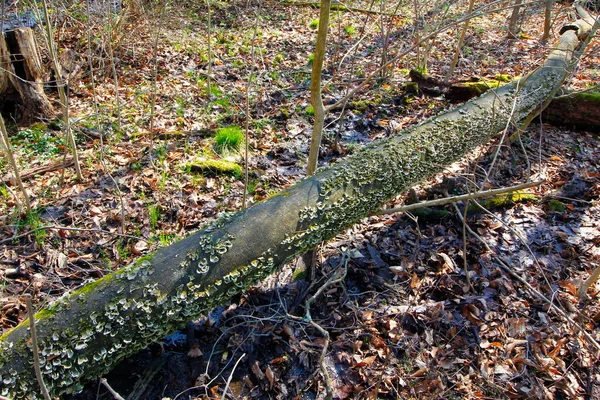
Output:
top-left (0, 157), bottom-right (75, 186)
top-left (376, 181), bottom-right (543, 215)
top-left (305, 257), bottom-right (347, 397)
top-left (0, 225), bottom-right (147, 245)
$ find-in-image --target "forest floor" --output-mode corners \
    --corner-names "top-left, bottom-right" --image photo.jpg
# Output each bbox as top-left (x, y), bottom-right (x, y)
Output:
top-left (1, 1), bottom-right (600, 399)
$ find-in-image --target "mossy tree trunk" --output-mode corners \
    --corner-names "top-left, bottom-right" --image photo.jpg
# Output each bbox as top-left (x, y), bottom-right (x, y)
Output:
top-left (0, 11), bottom-right (595, 399)
top-left (545, 89), bottom-right (600, 132)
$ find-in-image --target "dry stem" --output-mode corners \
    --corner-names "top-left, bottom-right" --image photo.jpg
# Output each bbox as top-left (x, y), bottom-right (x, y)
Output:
top-left (25, 295), bottom-right (51, 400)
top-left (100, 378), bottom-right (126, 400)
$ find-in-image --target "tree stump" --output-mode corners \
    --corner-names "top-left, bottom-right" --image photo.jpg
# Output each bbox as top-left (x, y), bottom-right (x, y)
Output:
top-left (0, 27), bottom-right (53, 124)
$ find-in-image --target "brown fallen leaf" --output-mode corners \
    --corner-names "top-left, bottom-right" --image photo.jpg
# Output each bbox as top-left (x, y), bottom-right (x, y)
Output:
top-left (410, 367), bottom-right (428, 378)
top-left (131, 240), bottom-right (149, 256)
top-left (251, 361), bottom-right (265, 380)
top-left (410, 272), bottom-right (421, 289)
top-left (265, 365), bottom-right (275, 389)
top-left (352, 355), bottom-right (377, 368)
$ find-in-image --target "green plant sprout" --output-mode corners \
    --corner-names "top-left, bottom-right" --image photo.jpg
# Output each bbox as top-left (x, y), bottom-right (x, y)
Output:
top-left (147, 204), bottom-right (161, 231)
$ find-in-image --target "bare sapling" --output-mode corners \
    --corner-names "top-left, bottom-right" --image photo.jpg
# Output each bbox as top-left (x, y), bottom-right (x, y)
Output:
top-left (243, 11), bottom-right (262, 210)
top-left (307, 0), bottom-right (332, 176)
top-left (542, 0), bottom-right (554, 40)
top-left (445, 0), bottom-right (476, 83)
top-left (149, 1), bottom-right (168, 134)
top-left (105, 2), bottom-right (122, 131)
top-left (205, 0), bottom-right (213, 97)
top-left (0, 115), bottom-right (31, 212)
top-left (40, 0), bottom-right (83, 181)
top-left (508, 0), bottom-right (523, 38)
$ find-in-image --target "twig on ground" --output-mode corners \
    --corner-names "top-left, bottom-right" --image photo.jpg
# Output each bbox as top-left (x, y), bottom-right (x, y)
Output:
top-left (376, 181), bottom-right (543, 215)
top-left (221, 352), bottom-right (246, 400)
top-left (24, 295), bottom-right (51, 400)
top-left (302, 254), bottom-right (349, 399)
top-left (100, 378), bottom-right (126, 400)
top-left (453, 202), bottom-right (473, 291)
top-left (0, 225), bottom-right (147, 245)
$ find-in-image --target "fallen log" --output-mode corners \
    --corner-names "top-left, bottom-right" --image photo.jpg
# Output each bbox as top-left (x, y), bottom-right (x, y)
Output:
top-left (0, 7), bottom-right (595, 399)
top-left (0, 158), bottom-right (75, 186)
top-left (545, 89), bottom-right (600, 132)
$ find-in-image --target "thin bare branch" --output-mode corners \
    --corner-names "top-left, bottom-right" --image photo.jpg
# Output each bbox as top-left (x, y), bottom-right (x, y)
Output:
top-left (376, 181), bottom-right (543, 215)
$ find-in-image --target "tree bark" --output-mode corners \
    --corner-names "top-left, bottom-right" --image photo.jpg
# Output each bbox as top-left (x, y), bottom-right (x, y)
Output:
top-left (543, 0), bottom-right (554, 41)
top-left (0, 28), bottom-right (54, 124)
top-left (307, 0), bottom-right (331, 176)
top-left (0, 12), bottom-right (594, 399)
top-left (508, 0), bottom-right (523, 38)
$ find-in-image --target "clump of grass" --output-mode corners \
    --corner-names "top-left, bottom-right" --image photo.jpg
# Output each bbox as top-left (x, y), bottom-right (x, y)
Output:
top-left (214, 126), bottom-right (244, 153)
top-left (344, 25), bottom-right (356, 35)
top-left (21, 210), bottom-right (45, 245)
top-left (309, 19), bottom-right (319, 28)
top-left (157, 232), bottom-right (175, 246)
top-left (305, 105), bottom-right (315, 116)
top-left (273, 53), bottom-right (284, 65)
top-left (0, 185), bottom-right (9, 199)
top-left (547, 199), bottom-right (566, 212)
top-left (147, 204), bottom-right (160, 231)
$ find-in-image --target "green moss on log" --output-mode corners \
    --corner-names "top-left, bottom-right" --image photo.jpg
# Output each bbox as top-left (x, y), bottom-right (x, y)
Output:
top-left (469, 191), bottom-right (537, 212)
top-left (457, 78), bottom-right (506, 94)
top-left (188, 159), bottom-right (242, 178)
top-left (575, 90), bottom-right (600, 102)
top-left (494, 74), bottom-right (513, 83)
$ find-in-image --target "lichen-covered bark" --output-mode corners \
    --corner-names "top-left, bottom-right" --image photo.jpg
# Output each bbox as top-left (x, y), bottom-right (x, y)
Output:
top-left (0, 19), bottom-right (590, 399)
